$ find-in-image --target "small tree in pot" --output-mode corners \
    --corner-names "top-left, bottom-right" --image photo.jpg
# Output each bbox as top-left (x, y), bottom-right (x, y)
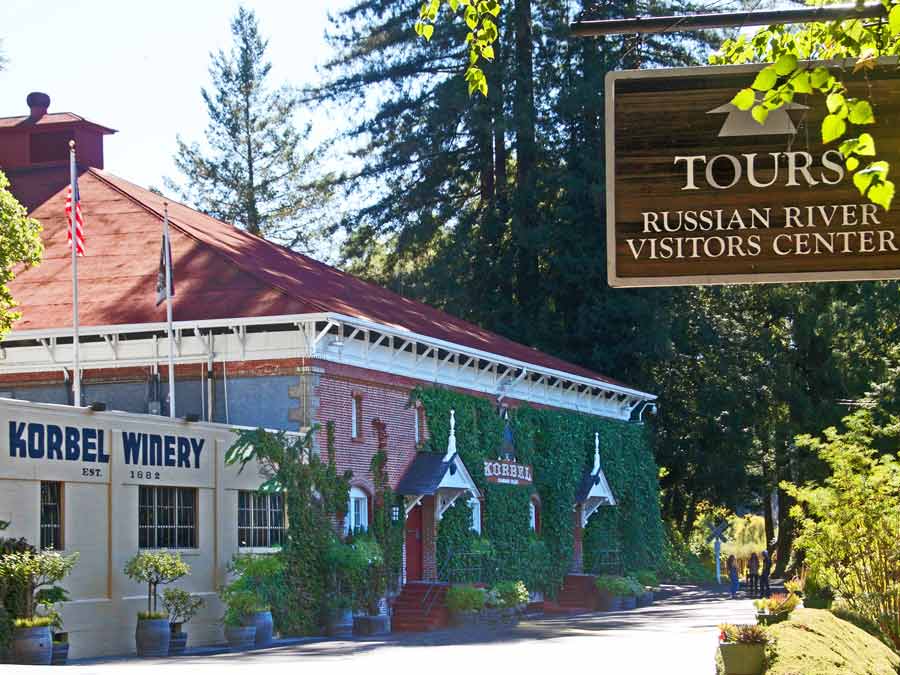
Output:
top-left (0, 550), bottom-right (79, 666)
top-left (226, 554), bottom-right (282, 647)
top-left (123, 552), bottom-right (190, 658)
top-left (35, 586), bottom-right (70, 665)
top-left (348, 533), bottom-right (388, 635)
top-left (161, 588), bottom-right (204, 656)
top-left (220, 588), bottom-right (265, 651)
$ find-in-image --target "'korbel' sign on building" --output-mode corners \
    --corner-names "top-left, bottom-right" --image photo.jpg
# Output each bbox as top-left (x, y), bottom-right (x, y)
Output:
top-left (606, 61), bottom-right (900, 287)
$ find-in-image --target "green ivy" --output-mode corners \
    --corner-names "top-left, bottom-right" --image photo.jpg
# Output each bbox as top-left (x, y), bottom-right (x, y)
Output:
top-left (413, 386), bottom-right (665, 597)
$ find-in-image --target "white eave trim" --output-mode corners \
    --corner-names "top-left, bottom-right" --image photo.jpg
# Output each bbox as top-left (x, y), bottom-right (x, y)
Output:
top-left (0, 312), bottom-right (655, 418)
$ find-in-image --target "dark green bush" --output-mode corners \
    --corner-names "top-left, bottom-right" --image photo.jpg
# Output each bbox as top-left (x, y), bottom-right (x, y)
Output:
top-left (446, 585), bottom-right (485, 613)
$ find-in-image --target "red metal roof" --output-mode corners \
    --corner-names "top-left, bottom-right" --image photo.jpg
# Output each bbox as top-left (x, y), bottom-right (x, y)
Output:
top-left (6, 166), bottom-right (628, 387)
top-left (0, 112), bottom-right (116, 132)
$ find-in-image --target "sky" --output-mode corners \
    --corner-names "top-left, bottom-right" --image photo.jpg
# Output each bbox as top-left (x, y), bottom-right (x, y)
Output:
top-left (1, 0), bottom-right (353, 190)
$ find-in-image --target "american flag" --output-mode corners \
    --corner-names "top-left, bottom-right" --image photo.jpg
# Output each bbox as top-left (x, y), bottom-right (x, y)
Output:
top-left (64, 180), bottom-right (85, 256)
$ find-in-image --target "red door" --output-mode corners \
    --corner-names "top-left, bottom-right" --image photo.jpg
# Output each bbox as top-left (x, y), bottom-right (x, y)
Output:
top-left (405, 505), bottom-right (423, 581)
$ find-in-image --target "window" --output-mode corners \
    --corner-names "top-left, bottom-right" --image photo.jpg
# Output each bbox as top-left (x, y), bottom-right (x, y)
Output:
top-left (238, 491), bottom-right (285, 549)
top-left (469, 497), bottom-right (481, 534)
top-left (346, 487), bottom-right (368, 534)
top-left (40, 482), bottom-right (63, 550)
top-left (351, 395), bottom-right (363, 440)
top-left (414, 404), bottom-right (426, 445)
top-left (139, 486), bottom-right (197, 549)
top-left (529, 497), bottom-right (541, 534)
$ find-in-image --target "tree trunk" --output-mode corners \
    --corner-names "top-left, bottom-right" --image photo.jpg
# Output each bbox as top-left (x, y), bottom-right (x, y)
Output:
top-left (244, 93), bottom-right (260, 236)
top-left (763, 489), bottom-right (775, 556)
top-left (773, 486), bottom-right (794, 578)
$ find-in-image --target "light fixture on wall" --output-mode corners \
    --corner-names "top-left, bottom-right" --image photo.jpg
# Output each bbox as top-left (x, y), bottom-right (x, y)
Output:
top-left (88, 401), bottom-right (106, 412)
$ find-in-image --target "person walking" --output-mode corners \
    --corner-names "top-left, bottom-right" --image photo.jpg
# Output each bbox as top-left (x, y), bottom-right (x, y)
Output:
top-left (748, 552), bottom-right (760, 597)
top-left (727, 555), bottom-right (740, 599)
top-left (760, 550), bottom-right (771, 598)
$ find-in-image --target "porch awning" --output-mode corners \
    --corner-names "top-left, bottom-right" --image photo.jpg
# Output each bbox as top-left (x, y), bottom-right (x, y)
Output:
top-left (576, 433), bottom-right (617, 527)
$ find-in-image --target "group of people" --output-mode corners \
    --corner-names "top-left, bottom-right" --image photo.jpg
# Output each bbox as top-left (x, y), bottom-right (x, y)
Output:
top-left (727, 551), bottom-right (771, 599)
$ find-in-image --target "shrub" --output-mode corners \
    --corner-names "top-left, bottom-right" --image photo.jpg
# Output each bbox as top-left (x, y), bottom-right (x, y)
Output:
top-left (831, 600), bottom-right (892, 648)
top-left (719, 623), bottom-right (770, 645)
top-left (136, 611), bottom-right (168, 621)
top-left (622, 576), bottom-right (644, 597)
top-left (123, 552), bottom-right (190, 616)
top-left (161, 588), bottom-right (204, 626)
top-left (13, 616), bottom-right (54, 629)
top-left (446, 585), bottom-right (486, 613)
top-left (0, 550), bottom-right (79, 620)
top-left (227, 553), bottom-right (283, 613)
top-left (220, 588), bottom-right (266, 628)
top-left (633, 569), bottom-right (658, 588)
top-left (490, 581), bottom-right (529, 608)
top-left (595, 575), bottom-right (632, 597)
top-left (755, 592), bottom-right (800, 615)
top-left (802, 573), bottom-right (834, 609)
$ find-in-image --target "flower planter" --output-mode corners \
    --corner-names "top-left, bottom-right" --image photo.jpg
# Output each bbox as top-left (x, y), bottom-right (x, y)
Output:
top-left (596, 591), bottom-right (624, 612)
top-left (168, 624), bottom-right (188, 657)
top-left (251, 610), bottom-right (274, 648)
top-left (353, 614), bottom-right (391, 636)
top-left (637, 591), bottom-right (654, 607)
top-left (11, 625), bottom-right (53, 665)
top-left (719, 643), bottom-right (766, 675)
top-left (225, 624), bottom-right (257, 651)
top-left (51, 639), bottom-right (70, 665)
top-left (755, 611), bottom-right (788, 626)
top-left (481, 607), bottom-right (520, 626)
top-left (325, 608), bottom-right (354, 637)
top-left (622, 596), bottom-right (638, 610)
top-left (449, 610), bottom-right (481, 629)
top-left (136, 618), bottom-right (170, 658)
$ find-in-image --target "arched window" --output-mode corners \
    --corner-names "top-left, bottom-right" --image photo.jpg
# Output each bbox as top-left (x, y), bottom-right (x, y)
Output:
top-left (346, 486), bottom-right (369, 534)
top-left (529, 496), bottom-right (541, 534)
top-left (414, 403), bottom-right (426, 445)
top-left (468, 497), bottom-right (482, 535)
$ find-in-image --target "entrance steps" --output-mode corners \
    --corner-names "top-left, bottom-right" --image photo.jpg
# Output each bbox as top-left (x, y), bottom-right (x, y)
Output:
top-left (391, 582), bottom-right (450, 632)
top-left (545, 574), bottom-right (598, 614)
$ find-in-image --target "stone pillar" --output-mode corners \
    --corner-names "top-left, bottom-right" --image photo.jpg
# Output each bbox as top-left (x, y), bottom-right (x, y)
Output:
top-left (288, 366), bottom-right (323, 449)
top-left (571, 506), bottom-right (584, 573)
top-left (422, 496), bottom-right (438, 581)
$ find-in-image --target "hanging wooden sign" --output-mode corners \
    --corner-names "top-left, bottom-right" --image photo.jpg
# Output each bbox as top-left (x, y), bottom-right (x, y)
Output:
top-left (606, 60), bottom-right (900, 287)
top-left (484, 459), bottom-right (533, 486)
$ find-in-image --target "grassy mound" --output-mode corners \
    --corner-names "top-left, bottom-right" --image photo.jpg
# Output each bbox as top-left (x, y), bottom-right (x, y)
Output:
top-left (763, 609), bottom-right (898, 675)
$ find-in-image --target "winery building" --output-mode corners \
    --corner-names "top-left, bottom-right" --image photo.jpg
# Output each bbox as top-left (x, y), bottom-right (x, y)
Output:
top-left (0, 94), bottom-right (658, 657)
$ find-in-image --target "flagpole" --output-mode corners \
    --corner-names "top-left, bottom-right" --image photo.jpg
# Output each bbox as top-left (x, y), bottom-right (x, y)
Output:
top-left (163, 203), bottom-right (176, 418)
top-left (69, 140), bottom-right (81, 407)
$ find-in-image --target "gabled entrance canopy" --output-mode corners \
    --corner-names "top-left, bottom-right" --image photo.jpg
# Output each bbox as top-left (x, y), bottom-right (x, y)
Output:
top-left (576, 433), bottom-right (617, 527)
top-left (395, 410), bottom-right (480, 521)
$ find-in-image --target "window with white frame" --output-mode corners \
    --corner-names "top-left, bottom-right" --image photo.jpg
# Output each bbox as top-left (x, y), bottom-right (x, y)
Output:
top-left (351, 395), bottom-right (362, 440)
top-left (238, 491), bottom-right (285, 549)
top-left (138, 486), bottom-right (197, 549)
top-left (414, 404), bottom-right (426, 445)
top-left (469, 497), bottom-right (481, 534)
top-left (346, 486), bottom-right (369, 534)
top-left (529, 497), bottom-right (541, 534)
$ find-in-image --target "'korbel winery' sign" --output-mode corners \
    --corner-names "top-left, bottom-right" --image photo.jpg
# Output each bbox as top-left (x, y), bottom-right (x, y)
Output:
top-left (484, 459), bottom-right (533, 486)
top-left (606, 61), bottom-right (900, 287)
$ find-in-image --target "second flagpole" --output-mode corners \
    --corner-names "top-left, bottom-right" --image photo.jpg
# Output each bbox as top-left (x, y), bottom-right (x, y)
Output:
top-left (69, 140), bottom-right (81, 407)
top-left (163, 203), bottom-right (176, 418)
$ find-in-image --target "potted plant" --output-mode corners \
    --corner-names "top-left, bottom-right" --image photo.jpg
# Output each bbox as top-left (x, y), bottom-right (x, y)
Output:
top-left (634, 570), bottom-right (658, 606)
top-left (35, 586), bottom-right (70, 665)
top-left (220, 588), bottom-right (263, 651)
top-left (226, 554), bottom-right (282, 647)
top-left (123, 552), bottom-right (190, 658)
top-left (620, 576), bottom-right (644, 610)
top-left (349, 535), bottom-right (390, 636)
top-left (718, 623), bottom-right (770, 675)
top-left (0, 550), bottom-right (79, 665)
top-left (482, 581), bottom-right (528, 625)
top-left (446, 585), bottom-right (486, 628)
top-left (754, 592), bottom-right (799, 625)
top-left (324, 540), bottom-right (362, 637)
top-left (161, 588), bottom-right (204, 656)
top-left (594, 575), bottom-right (631, 611)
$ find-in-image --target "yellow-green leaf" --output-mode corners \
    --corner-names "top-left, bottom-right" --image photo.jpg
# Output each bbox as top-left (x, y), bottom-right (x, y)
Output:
top-left (846, 157), bottom-right (859, 171)
top-left (481, 45), bottom-right (494, 60)
top-left (890, 5), bottom-right (900, 36)
top-left (752, 105), bottom-right (769, 125)
top-left (848, 100), bottom-right (874, 125)
top-left (422, 24), bottom-right (434, 40)
top-left (775, 54), bottom-right (798, 76)
top-left (826, 93), bottom-right (846, 114)
top-left (869, 180), bottom-right (895, 210)
top-left (810, 67), bottom-right (831, 89)
top-left (731, 88), bottom-right (756, 111)
top-left (752, 67), bottom-right (778, 91)
top-left (857, 133), bottom-right (876, 156)
top-left (792, 71), bottom-right (812, 94)
top-left (822, 114), bottom-right (846, 144)
top-left (449, 0), bottom-right (460, 10)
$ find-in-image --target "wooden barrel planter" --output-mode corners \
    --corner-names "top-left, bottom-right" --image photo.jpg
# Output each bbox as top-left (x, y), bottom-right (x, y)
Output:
top-left (168, 623), bottom-right (188, 656)
top-left (136, 618), bottom-right (171, 658)
top-left (51, 638), bottom-right (69, 665)
top-left (325, 608), bottom-right (354, 637)
top-left (252, 611), bottom-right (274, 648)
top-left (622, 596), bottom-right (638, 610)
top-left (11, 625), bottom-right (53, 665)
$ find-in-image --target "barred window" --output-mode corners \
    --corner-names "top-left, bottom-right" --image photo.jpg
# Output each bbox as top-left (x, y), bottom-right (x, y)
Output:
top-left (139, 486), bottom-right (197, 549)
top-left (238, 491), bottom-right (285, 549)
top-left (40, 482), bottom-right (63, 551)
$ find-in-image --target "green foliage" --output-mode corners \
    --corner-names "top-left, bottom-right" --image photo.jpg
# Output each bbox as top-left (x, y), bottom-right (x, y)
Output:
top-left (445, 585), bottom-right (486, 613)
top-left (344, 533), bottom-right (385, 615)
top-left (633, 569), bottom-right (658, 588)
top-left (721, 515), bottom-right (767, 566)
top-left (226, 425), bottom-right (351, 635)
top-left (414, 0), bottom-right (500, 96)
top-left (13, 616), bottom-right (53, 629)
top-left (711, 8), bottom-right (900, 209)
top-left (658, 522), bottom-right (712, 583)
top-left (786, 407), bottom-right (900, 653)
top-left (0, 169), bottom-right (43, 341)
top-left (368, 419), bottom-right (404, 602)
top-left (226, 553), bottom-right (283, 613)
top-left (419, 386), bottom-right (664, 598)
top-left (165, 6), bottom-right (330, 249)
top-left (488, 580), bottom-right (528, 608)
top-left (219, 588), bottom-right (265, 628)
top-left (136, 611), bottom-right (168, 621)
top-left (123, 552), bottom-right (189, 615)
top-left (719, 623), bottom-right (771, 645)
top-left (0, 551), bottom-right (79, 620)
top-left (803, 573), bottom-right (835, 610)
top-left (161, 588), bottom-right (204, 626)
top-left (595, 575), bottom-right (634, 597)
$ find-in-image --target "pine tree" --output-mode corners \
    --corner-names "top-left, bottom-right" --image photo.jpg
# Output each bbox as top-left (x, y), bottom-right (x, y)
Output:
top-left (166, 7), bottom-right (329, 248)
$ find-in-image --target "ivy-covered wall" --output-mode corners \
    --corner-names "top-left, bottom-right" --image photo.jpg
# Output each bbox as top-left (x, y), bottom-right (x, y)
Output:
top-left (414, 386), bottom-right (664, 596)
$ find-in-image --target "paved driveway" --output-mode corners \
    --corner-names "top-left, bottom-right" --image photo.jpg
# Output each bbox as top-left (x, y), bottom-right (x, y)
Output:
top-left (8, 585), bottom-right (756, 674)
